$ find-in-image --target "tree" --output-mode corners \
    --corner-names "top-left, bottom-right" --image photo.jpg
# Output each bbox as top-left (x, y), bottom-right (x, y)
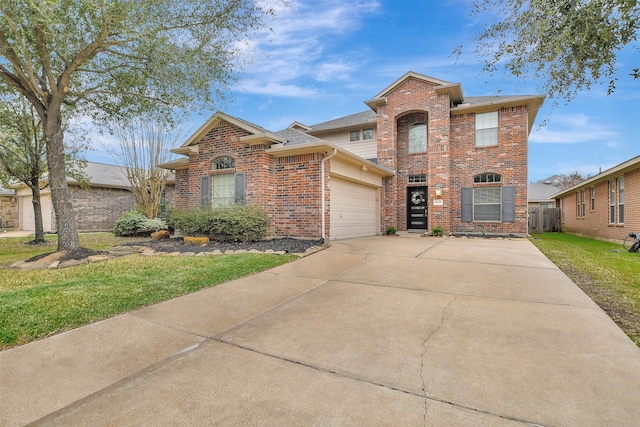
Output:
top-left (0, 96), bottom-right (47, 242)
top-left (0, 0), bottom-right (276, 251)
top-left (109, 117), bottom-right (179, 219)
top-left (557, 171), bottom-right (589, 189)
top-left (464, 0), bottom-right (639, 102)
top-left (0, 94), bottom-right (88, 243)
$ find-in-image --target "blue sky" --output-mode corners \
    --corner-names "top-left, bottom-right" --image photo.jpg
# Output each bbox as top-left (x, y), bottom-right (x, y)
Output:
top-left (88, 0), bottom-right (640, 183)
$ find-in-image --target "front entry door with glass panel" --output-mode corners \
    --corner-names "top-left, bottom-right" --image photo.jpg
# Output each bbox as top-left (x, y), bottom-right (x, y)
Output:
top-left (407, 186), bottom-right (428, 230)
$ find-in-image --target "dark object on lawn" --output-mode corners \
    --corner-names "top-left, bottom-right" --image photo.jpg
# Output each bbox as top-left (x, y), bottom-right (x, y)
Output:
top-left (623, 232), bottom-right (640, 253)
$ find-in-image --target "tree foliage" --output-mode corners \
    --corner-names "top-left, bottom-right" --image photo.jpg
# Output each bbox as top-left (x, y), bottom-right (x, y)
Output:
top-left (465, 0), bottom-right (640, 102)
top-left (109, 117), bottom-right (179, 219)
top-left (557, 171), bottom-right (589, 189)
top-left (0, 95), bottom-right (87, 242)
top-left (0, 0), bottom-right (276, 250)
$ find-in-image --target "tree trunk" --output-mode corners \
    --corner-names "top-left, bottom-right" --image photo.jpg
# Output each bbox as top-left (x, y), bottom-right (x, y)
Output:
top-left (29, 178), bottom-right (45, 243)
top-left (43, 107), bottom-right (79, 251)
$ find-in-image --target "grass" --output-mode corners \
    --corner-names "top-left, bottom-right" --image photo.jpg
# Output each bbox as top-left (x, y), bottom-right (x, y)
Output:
top-left (531, 232), bottom-right (640, 346)
top-left (0, 233), bottom-right (296, 349)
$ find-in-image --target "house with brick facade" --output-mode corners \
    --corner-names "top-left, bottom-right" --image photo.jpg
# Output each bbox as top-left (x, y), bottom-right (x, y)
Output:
top-left (15, 162), bottom-right (140, 232)
top-left (552, 155), bottom-right (640, 243)
top-left (0, 184), bottom-right (16, 229)
top-left (161, 71), bottom-right (544, 240)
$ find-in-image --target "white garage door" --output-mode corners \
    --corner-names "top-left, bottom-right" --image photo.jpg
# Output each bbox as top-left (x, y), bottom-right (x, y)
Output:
top-left (330, 177), bottom-right (377, 240)
top-left (20, 194), bottom-right (52, 232)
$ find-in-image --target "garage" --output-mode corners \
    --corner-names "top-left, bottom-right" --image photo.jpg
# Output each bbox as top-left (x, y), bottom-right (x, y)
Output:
top-left (330, 177), bottom-right (378, 240)
top-left (19, 193), bottom-right (53, 232)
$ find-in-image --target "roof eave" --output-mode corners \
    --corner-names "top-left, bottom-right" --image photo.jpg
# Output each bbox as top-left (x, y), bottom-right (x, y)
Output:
top-left (452, 95), bottom-right (545, 134)
top-left (265, 142), bottom-right (394, 177)
top-left (552, 155), bottom-right (640, 198)
top-left (159, 158), bottom-right (190, 170)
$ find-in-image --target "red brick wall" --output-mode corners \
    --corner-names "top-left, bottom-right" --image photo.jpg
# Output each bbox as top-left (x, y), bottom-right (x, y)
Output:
top-left (68, 186), bottom-right (136, 231)
top-left (560, 167), bottom-right (640, 242)
top-left (449, 106), bottom-right (529, 235)
top-left (376, 78), bottom-right (452, 232)
top-left (376, 77), bottom-right (529, 235)
top-left (173, 119), bottom-right (324, 239)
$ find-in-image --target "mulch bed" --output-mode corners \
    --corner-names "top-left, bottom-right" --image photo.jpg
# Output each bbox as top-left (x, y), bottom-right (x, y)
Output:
top-left (125, 237), bottom-right (325, 254)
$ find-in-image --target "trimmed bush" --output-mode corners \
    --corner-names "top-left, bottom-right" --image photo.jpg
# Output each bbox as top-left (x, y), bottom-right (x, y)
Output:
top-left (114, 211), bottom-right (168, 237)
top-left (169, 204), bottom-right (270, 242)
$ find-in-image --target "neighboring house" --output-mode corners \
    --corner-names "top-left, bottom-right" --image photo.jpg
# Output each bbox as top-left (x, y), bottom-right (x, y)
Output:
top-left (528, 175), bottom-right (563, 208)
top-left (552, 155), bottom-right (640, 243)
top-left (15, 162), bottom-right (138, 232)
top-left (161, 71), bottom-right (544, 240)
top-left (0, 184), bottom-right (16, 229)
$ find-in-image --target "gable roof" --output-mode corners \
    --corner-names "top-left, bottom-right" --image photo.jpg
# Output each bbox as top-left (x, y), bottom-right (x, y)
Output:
top-left (364, 71), bottom-right (464, 110)
top-left (528, 175), bottom-right (563, 202)
top-left (173, 112), bottom-right (286, 155)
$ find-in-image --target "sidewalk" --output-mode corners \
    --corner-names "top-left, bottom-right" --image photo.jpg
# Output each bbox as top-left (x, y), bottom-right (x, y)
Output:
top-left (0, 230), bottom-right (32, 238)
top-left (1, 235), bottom-right (639, 426)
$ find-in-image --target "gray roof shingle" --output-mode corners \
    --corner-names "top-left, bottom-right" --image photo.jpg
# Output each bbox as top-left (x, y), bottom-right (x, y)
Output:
top-left (308, 110), bottom-right (377, 132)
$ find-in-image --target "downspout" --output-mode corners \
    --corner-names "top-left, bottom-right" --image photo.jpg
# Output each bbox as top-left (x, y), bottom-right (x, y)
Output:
top-left (321, 148), bottom-right (338, 240)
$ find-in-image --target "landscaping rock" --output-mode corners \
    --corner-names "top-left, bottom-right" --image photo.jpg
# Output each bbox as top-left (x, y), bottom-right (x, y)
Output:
top-left (151, 230), bottom-right (170, 240)
top-left (184, 236), bottom-right (209, 246)
top-left (59, 258), bottom-right (88, 268)
top-left (87, 255), bottom-right (111, 263)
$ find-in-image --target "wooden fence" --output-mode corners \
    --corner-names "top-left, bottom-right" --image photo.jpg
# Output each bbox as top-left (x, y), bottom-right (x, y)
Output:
top-left (528, 207), bottom-right (561, 234)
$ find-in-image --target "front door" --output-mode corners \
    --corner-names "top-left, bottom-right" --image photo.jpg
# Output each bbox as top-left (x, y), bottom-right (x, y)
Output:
top-left (407, 187), bottom-right (428, 230)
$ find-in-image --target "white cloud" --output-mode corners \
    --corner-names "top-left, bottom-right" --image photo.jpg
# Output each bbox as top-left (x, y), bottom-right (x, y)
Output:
top-left (235, 0), bottom-right (382, 97)
top-left (529, 113), bottom-right (619, 145)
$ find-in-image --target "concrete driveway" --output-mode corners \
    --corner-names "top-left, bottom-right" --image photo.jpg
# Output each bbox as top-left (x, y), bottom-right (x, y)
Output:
top-left (2, 235), bottom-right (640, 426)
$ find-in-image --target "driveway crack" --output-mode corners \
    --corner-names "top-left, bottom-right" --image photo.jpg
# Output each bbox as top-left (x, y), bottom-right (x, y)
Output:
top-left (421, 294), bottom-right (456, 426)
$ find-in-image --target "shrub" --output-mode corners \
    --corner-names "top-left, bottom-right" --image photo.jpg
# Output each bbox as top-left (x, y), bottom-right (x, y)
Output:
top-left (385, 225), bottom-right (397, 235)
top-left (431, 225), bottom-right (444, 237)
top-left (169, 204), bottom-right (270, 242)
top-left (114, 211), bottom-right (168, 237)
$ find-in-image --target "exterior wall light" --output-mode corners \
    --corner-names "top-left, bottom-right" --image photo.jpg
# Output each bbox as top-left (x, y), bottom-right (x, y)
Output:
top-left (435, 184), bottom-right (443, 197)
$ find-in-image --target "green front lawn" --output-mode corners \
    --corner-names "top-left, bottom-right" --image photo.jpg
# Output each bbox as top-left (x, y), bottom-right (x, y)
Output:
top-left (0, 233), bottom-right (296, 349)
top-left (531, 233), bottom-right (640, 346)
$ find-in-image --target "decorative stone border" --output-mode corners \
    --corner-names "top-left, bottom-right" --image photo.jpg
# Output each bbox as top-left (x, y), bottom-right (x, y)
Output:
top-left (8, 244), bottom-right (327, 270)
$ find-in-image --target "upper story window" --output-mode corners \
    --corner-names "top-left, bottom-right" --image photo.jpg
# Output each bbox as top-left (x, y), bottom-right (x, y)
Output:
top-left (213, 156), bottom-right (234, 170)
top-left (475, 111), bottom-right (498, 147)
top-left (350, 128), bottom-right (374, 142)
top-left (474, 173), bottom-right (501, 184)
top-left (408, 122), bottom-right (427, 153)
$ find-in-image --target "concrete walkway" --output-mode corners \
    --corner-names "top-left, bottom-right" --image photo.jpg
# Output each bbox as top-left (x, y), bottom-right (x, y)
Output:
top-left (1, 235), bottom-right (640, 426)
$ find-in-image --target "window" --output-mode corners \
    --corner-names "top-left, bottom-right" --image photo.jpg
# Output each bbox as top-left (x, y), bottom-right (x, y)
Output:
top-left (408, 122), bottom-right (427, 153)
top-left (461, 185), bottom-right (515, 223)
top-left (474, 173), bottom-right (501, 184)
top-left (213, 156), bottom-right (234, 170)
top-left (349, 130), bottom-right (360, 141)
top-left (475, 111), bottom-right (498, 147)
top-left (408, 174), bottom-right (426, 183)
top-left (581, 189), bottom-right (586, 217)
top-left (576, 191), bottom-right (581, 218)
top-left (590, 186), bottom-right (595, 211)
top-left (609, 180), bottom-right (615, 224)
top-left (618, 177), bottom-right (624, 224)
top-left (212, 174), bottom-right (235, 207)
top-left (473, 187), bottom-right (502, 221)
top-left (362, 128), bottom-right (374, 140)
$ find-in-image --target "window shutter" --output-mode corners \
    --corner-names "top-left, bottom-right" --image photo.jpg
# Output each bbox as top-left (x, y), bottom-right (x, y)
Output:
top-left (502, 186), bottom-right (516, 222)
top-left (234, 172), bottom-right (246, 205)
top-left (461, 187), bottom-right (472, 223)
top-left (200, 176), bottom-right (210, 208)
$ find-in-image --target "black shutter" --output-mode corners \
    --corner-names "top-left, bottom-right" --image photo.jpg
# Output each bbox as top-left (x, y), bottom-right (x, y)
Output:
top-left (234, 172), bottom-right (246, 205)
top-left (461, 187), bottom-right (473, 223)
top-left (200, 176), bottom-right (210, 208)
top-left (502, 186), bottom-right (516, 222)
